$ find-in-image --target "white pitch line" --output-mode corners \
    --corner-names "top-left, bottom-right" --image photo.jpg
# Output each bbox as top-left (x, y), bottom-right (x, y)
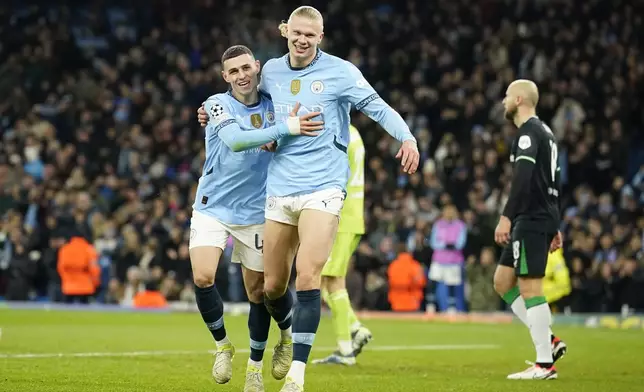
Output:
top-left (0, 344), bottom-right (498, 359)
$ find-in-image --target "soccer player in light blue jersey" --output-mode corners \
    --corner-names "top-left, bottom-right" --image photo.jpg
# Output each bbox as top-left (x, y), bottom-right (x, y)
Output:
top-left (190, 44), bottom-right (323, 391)
top-left (197, 7), bottom-right (420, 391)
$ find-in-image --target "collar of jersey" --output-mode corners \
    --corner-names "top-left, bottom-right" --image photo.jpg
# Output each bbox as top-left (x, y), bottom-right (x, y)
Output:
top-left (226, 89), bottom-right (262, 108)
top-left (284, 49), bottom-right (323, 71)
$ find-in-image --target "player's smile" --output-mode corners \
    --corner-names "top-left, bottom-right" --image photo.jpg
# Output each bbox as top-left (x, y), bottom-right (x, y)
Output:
top-left (286, 14), bottom-right (323, 64)
top-left (293, 43), bottom-right (309, 55)
top-left (234, 76), bottom-right (256, 94)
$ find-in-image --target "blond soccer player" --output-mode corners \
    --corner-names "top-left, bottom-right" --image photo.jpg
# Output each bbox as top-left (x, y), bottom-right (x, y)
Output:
top-left (199, 7), bottom-right (418, 391)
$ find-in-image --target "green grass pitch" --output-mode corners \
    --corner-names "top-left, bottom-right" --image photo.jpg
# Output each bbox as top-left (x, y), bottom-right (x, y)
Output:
top-left (0, 308), bottom-right (642, 391)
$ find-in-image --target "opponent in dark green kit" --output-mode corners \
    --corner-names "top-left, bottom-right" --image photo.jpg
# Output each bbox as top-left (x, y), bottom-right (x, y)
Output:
top-left (493, 79), bottom-right (568, 380)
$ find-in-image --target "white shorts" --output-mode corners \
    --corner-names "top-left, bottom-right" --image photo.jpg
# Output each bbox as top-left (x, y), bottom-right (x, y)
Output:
top-left (189, 210), bottom-right (264, 272)
top-left (429, 262), bottom-right (463, 286)
top-left (264, 188), bottom-right (346, 226)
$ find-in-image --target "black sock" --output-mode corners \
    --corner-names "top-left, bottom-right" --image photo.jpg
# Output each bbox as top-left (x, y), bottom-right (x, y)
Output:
top-left (248, 301), bottom-right (271, 361)
top-left (264, 290), bottom-right (293, 330)
top-left (536, 362), bottom-right (553, 369)
top-left (292, 289), bottom-right (321, 363)
top-left (195, 284), bottom-right (227, 342)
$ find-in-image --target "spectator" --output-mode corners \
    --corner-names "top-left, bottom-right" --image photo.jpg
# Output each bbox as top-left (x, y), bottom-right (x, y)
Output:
top-left (43, 234), bottom-right (66, 302)
top-left (133, 279), bottom-right (168, 309)
top-left (466, 247), bottom-right (497, 312)
top-left (387, 247), bottom-right (426, 312)
top-left (119, 266), bottom-right (145, 306)
top-left (429, 204), bottom-right (467, 312)
top-left (57, 234), bottom-right (100, 304)
top-left (4, 229), bottom-right (38, 301)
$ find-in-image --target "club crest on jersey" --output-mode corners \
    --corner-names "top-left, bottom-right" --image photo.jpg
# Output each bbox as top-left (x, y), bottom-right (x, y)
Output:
top-left (310, 80), bottom-right (324, 94)
top-left (250, 113), bottom-right (263, 128)
top-left (290, 79), bottom-right (301, 95)
top-left (266, 111), bottom-right (275, 124)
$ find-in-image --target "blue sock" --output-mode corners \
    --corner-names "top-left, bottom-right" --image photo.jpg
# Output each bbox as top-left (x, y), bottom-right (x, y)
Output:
top-left (248, 301), bottom-right (271, 361)
top-left (264, 290), bottom-right (293, 330)
top-left (435, 282), bottom-right (449, 312)
top-left (292, 289), bottom-right (321, 363)
top-left (195, 284), bottom-right (226, 342)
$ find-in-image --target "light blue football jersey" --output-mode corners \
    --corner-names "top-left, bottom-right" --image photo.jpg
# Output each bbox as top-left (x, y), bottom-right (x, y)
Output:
top-left (193, 91), bottom-right (289, 225)
top-left (259, 50), bottom-right (415, 197)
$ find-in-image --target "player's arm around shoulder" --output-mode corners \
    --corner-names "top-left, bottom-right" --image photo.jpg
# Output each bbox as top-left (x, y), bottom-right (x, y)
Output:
top-left (203, 95), bottom-right (236, 132)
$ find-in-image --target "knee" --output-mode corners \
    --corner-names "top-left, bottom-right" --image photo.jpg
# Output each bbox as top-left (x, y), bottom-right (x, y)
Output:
top-left (518, 278), bottom-right (543, 298)
top-left (248, 287), bottom-right (264, 303)
top-left (245, 274), bottom-right (265, 303)
top-left (295, 271), bottom-right (321, 291)
top-left (322, 275), bottom-right (344, 293)
top-left (493, 273), bottom-right (513, 296)
top-left (193, 270), bottom-right (215, 288)
top-left (264, 276), bottom-right (288, 299)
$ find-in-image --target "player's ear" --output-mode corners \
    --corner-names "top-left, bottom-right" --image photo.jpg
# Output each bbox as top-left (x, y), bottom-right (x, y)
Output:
top-left (318, 32), bottom-right (324, 44)
top-left (221, 70), bottom-right (229, 84)
top-left (254, 59), bottom-right (261, 70)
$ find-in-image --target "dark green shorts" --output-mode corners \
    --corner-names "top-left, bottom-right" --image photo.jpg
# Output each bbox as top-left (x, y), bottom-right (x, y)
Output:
top-left (499, 228), bottom-right (556, 278)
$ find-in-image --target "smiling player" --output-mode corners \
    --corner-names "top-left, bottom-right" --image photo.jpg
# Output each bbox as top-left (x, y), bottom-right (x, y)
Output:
top-left (191, 44), bottom-right (322, 392)
top-left (197, 7), bottom-right (419, 391)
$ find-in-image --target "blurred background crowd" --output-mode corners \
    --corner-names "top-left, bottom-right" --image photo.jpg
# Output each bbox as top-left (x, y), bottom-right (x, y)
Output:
top-left (1, 0), bottom-right (643, 313)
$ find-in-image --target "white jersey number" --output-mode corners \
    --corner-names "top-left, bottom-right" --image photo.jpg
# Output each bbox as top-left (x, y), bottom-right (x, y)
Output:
top-left (349, 145), bottom-right (365, 187)
top-left (548, 140), bottom-right (558, 183)
top-left (542, 123), bottom-right (557, 183)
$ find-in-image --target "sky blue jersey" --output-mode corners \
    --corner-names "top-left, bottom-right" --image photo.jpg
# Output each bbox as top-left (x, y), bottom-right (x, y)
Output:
top-left (193, 91), bottom-right (291, 225)
top-left (258, 50), bottom-right (416, 197)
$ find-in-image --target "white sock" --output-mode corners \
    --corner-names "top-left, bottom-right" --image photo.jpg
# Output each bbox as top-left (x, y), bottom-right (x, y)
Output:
top-left (215, 336), bottom-right (230, 348)
top-left (338, 340), bottom-right (353, 356)
top-left (281, 326), bottom-right (292, 341)
top-left (350, 321), bottom-right (362, 333)
top-left (248, 358), bottom-right (262, 368)
top-left (526, 300), bottom-right (554, 365)
top-left (286, 360), bottom-right (306, 385)
top-left (512, 297), bottom-right (554, 337)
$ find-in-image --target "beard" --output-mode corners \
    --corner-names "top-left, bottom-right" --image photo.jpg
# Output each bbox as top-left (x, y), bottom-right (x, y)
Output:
top-left (504, 105), bottom-right (517, 121)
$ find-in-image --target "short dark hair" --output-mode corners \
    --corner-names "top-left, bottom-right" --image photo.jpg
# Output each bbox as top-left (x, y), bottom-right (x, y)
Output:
top-left (221, 45), bottom-right (254, 65)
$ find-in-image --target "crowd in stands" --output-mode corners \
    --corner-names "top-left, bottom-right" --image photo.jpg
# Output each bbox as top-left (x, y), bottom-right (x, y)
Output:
top-left (1, 0), bottom-right (643, 313)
